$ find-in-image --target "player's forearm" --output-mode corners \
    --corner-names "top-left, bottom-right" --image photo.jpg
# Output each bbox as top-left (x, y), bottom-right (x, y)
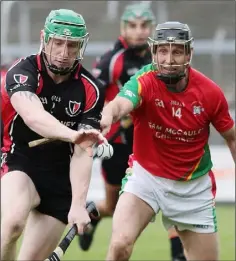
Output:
top-left (70, 147), bottom-right (93, 206)
top-left (25, 110), bottom-right (77, 142)
top-left (103, 98), bottom-right (133, 123)
top-left (102, 101), bottom-right (120, 123)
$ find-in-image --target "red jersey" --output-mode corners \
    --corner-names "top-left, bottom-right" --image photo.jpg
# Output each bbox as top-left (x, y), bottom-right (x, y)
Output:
top-left (118, 64), bottom-right (234, 180)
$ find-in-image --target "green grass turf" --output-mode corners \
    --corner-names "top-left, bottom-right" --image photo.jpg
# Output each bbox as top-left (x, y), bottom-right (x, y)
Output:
top-left (17, 204), bottom-right (235, 260)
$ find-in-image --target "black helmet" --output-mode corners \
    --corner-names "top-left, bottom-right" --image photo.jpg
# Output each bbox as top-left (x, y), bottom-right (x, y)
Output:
top-left (148, 21), bottom-right (194, 84)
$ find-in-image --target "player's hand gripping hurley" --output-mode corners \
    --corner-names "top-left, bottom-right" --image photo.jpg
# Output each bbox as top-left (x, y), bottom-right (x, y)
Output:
top-left (45, 201), bottom-right (99, 261)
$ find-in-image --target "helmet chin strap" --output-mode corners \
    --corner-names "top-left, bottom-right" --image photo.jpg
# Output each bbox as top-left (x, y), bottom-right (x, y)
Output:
top-left (42, 52), bottom-right (77, 75)
top-left (47, 63), bottom-right (72, 75)
top-left (157, 71), bottom-right (186, 85)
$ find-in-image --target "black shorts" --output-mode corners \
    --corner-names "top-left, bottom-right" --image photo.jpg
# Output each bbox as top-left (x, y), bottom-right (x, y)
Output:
top-left (1, 150), bottom-right (72, 224)
top-left (102, 143), bottom-right (132, 185)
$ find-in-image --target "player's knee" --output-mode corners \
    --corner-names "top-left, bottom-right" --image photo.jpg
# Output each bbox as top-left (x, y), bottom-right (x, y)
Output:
top-left (187, 251), bottom-right (218, 261)
top-left (185, 245), bottom-right (218, 261)
top-left (110, 235), bottom-right (134, 257)
top-left (199, 251), bottom-right (218, 261)
top-left (1, 215), bottom-right (26, 241)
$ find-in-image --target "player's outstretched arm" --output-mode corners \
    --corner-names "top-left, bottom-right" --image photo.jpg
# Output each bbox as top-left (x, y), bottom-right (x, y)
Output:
top-left (101, 72), bottom-right (142, 135)
top-left (10, 91), bottom-right (77, 142)
top-left (101, 97), bottom-right (134, 136)
top-left (103, 96), bottom-right (134, 123)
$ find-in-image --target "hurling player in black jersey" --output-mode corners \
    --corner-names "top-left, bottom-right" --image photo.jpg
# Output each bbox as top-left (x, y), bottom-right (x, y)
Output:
top-left (1, 9), bottom-right (106, 260)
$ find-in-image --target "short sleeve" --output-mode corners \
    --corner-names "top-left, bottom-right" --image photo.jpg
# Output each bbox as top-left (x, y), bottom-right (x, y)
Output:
top-left (210, 87), bottom-right (234, 133)
top-left (117, 75), bottom-right (142, 109)
top-left (5, 58), bottom-right (38, 98)
top-left (117, 64), bottom-right (153, 108)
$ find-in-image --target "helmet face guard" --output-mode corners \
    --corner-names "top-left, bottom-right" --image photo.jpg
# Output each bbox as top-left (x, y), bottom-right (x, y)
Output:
top-left (148, 22), bottom-right (194, 84)
top-left (42, 9), bottom-right (89, 75)
top-left (43, 32), bottom-right (89, 75)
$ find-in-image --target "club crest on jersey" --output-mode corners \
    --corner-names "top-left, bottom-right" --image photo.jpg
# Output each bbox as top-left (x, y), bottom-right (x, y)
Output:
top-left (13, 74), bottom-right (28, 84)
top-left (65, 101), bottom-right (81, 117)
top-left (193, 105), bottom-right (204, 115)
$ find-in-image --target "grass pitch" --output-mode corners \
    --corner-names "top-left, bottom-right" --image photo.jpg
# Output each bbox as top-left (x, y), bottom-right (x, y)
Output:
top-left (60, 204), bottom-right (234, 260)
top-left (16, 204), bottom-right (234, 260)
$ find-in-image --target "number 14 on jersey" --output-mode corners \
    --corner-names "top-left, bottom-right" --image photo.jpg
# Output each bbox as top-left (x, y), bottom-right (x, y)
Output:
top-left (172, 107), bottom-right (182, 118)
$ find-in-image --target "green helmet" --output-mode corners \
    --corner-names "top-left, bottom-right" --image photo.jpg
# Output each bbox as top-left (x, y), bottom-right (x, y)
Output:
top-left (121, 3), bottom-right (155, 24)
top-left (43, 9), bottom-right (89, 75)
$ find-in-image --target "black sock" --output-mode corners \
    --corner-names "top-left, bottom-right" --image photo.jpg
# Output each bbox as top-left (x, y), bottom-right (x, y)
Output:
top-left (170, 236), bottom-right (186, 261)
top-left (91, 217), bottom-right (101, 227)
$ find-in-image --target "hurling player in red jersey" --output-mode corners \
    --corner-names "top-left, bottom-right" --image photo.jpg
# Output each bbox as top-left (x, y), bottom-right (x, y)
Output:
top-left (101, 21), bottom-right (235, 261)
top-left (79, 4), bottom-right (185, 261)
